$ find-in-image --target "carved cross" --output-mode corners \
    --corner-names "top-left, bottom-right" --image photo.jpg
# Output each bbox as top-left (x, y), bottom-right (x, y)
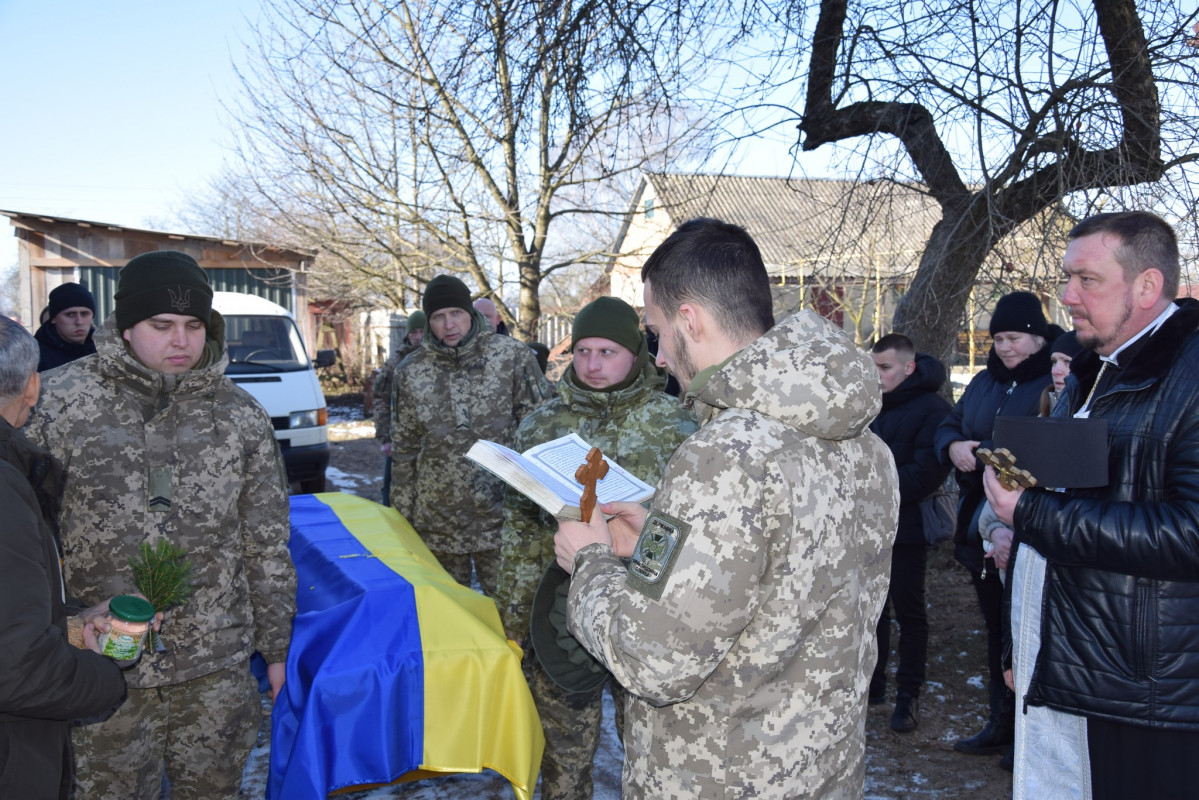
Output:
top-left (977, 447), bottom-right (1038, 491)
top-left (575, 447), bottom-right (609, 523)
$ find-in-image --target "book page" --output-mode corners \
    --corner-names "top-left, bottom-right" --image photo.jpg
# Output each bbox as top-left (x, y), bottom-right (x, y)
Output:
top-left (470, 441), bottom-right (582, 504)
top-left (524, 433), bottom-right (654, 504)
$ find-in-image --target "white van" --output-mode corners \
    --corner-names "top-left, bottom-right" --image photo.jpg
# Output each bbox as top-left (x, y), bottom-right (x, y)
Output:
top-left (212, 292), bottom-right (334, 493)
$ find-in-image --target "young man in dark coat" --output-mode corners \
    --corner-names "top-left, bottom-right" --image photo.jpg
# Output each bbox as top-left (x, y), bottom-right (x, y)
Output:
top-left (0, 314), bottom-right (126, 799)
top-left (34, 283), bottom-right (97, 371)
top-left (868, 333), bottom-right (952, 732)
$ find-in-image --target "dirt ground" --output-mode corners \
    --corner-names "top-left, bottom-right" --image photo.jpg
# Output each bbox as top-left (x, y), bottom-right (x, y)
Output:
top-left (309, 395), bottom-right (1014, 798)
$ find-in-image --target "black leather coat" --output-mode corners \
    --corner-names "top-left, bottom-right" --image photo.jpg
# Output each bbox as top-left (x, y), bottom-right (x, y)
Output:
top-left (0, 418), bottom-right (125, 797)
top-left (1015, 299), bottom-right (1199, 728)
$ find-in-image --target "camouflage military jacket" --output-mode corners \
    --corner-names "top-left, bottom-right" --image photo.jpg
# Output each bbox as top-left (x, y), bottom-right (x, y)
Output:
top-left (27, 314), bottom-right (296, 689)
top-left (372, 339), bottom-right (419, 442)
top-left (390, 311), bottom-right (552, 553)
top-left (494, 361), bottom-right (697, 640)
top-left (567, 311), bottom-right (899, 799)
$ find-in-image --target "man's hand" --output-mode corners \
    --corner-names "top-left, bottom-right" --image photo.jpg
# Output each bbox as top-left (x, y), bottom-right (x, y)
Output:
top-left (267, 662), bottom-right (286, 702)
top-left (983, 465), bottom-right (1024, 527)
top-left (987, 527), bottom-right (1015, 571)
top-left (554, 512), bottom-right (613, 575)
top-left (598, 501), bottom-right (648, 558)
top-left (949, 440), bottom-right (981, 472)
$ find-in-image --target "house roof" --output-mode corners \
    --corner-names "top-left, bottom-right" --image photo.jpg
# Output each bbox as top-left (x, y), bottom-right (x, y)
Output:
top-left (0, 209), bottom-right (316, 263)
top-left (639, 173), bottom-right (944, 279)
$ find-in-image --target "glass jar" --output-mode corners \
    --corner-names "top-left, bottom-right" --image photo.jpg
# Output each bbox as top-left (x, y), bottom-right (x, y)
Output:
top-left (98, 595), bottom-right (156, 668)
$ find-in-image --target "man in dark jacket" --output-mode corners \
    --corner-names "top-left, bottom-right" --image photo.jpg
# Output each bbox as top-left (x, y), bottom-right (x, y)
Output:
top-left (0, 314), bottom-right (126, 799)
top-left (34, 283), bottom-right (97, 371)
top-left (868, 334), bottom-right (951, 732)
top-left (986, 211), bottom-right (1199, 799)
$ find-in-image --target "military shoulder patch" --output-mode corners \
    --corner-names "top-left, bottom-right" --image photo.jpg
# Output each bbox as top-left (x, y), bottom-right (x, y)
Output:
top-left (627, 511), bottom-right (690, 601)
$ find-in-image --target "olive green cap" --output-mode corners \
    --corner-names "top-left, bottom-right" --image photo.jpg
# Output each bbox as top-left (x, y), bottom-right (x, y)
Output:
top-left (529, 562), bottom-right (610, 693)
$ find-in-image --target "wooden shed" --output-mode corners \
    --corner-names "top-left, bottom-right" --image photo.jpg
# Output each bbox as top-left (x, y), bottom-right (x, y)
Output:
top-left (3, 210), bottom-right (317, 344)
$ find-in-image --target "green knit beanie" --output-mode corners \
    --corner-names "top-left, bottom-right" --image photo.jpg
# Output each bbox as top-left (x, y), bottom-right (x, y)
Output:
top-left (405, 310), bottom-right (427, 336)
top-left (571, 296), bottom-right (643, 355)
top-left (114, 251), bottom-right (213, 331)
top-left (422, 275), bottom-right (473, 317)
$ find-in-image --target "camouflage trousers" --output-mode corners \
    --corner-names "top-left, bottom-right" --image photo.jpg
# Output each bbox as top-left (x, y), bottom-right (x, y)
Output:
top-left (430, 547), bottom-right (501, 596)
top-left (72, 662), bottom-right (260, 800)
top-left (526, 650), bottom-right (626, 800)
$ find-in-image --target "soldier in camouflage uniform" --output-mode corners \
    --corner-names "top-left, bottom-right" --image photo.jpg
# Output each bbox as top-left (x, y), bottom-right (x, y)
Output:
top-left (391, 275), bottom-right (551, 594)
top-left (495, 296), bottom-right (697, 800)
top-left (27, 251), bottom-right (296, 800)
top-left (373, 310), bottom-right (425, 505)
top-left (555, 219), bottom-right (899, 799)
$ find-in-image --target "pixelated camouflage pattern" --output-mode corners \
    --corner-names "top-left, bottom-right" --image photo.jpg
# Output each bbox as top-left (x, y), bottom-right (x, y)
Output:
top-left (372, 339), bottom-right (420, 442)
top-left (72, 663), bottom-right (260, 800)
top-left (390, 310), bottom-right (553, 553)
top-left (495, 361), bottom-right (697, 640)
top-left (26, 313), bottom-right (296, 690)
top-left (567, 311), bottom-right (899, 799)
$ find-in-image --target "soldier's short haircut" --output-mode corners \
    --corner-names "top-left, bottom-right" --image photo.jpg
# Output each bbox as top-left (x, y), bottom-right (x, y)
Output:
top-left (872, 333), bottom-right (915, 361)
top-left (1070, 211), bottom-right (1180, 300)
top-left (641, 217), bottom-right (774, 342)
top-left (0, 315), bottom-right (39, 404)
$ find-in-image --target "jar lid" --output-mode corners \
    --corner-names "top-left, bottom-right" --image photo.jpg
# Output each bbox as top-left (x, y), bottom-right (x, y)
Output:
top-left (109, 595), bottom-right (156, 622)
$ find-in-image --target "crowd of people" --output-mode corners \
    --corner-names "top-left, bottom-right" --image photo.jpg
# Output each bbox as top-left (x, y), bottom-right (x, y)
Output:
top-left (2, 208), bottom-right (1196, 800)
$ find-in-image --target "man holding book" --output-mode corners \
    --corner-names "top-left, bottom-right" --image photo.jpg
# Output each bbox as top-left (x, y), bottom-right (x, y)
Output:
top-left (554, 218), bottom-right (898, 798)
top-left (495, 296), bottom-right (696, 800)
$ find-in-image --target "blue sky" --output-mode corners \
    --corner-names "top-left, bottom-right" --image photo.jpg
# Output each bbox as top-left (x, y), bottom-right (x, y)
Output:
top-left (0, 0), bottom-right (259, 230)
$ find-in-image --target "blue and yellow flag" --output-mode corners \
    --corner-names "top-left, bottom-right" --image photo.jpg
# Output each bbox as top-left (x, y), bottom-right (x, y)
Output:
top-left (269, 493), bottom-right (544, 799)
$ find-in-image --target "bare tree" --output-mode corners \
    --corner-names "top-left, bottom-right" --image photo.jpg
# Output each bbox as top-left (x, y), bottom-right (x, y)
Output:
top-left (216, 0), bottom-right (719, 338)
top-left (752, 0), bottom-right (1199, 362)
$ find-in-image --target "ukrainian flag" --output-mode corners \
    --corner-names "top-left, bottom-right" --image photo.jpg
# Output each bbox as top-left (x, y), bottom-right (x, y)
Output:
top-left (269, 493), bottom-right (544, 799)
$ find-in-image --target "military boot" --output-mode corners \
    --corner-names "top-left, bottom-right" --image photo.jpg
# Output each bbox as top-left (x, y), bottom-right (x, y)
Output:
top-left (953, 682), bottom-right (1014, 755)
top-left (891, 691), bottom-right (919, 733)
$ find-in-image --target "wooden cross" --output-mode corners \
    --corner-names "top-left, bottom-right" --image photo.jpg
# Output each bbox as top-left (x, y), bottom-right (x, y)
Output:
top-left (575, 447), bottom-right (609, 523)
top-left (976, 447), bottom-right (1038, 491)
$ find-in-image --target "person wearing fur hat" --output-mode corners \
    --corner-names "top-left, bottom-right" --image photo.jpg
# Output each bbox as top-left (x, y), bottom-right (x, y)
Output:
top-left (494, 296), bottom-right (697, 800)
top-left (373, 309), bottom-right (426, 505)
top-left (933, 289), bottom-right (1063, 768)
top-left (390, 275), bottom-right (552, 595)
top-left (35, 282), bottom-right (98, 371)
top-left (25, 250), bottom-right (296, 800)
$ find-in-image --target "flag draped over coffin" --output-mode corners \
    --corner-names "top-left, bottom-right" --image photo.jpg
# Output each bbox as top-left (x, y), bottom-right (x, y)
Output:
top-left (269, 493), bottom-right (544, 799)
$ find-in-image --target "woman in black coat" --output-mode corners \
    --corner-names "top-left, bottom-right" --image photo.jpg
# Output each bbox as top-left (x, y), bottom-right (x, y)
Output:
top-left (933, 291), bottom-right (1060, 763)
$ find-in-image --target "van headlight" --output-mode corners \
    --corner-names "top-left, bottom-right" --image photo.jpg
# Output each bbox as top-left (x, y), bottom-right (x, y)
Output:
top-left (289, 409), bottom-right (327, 428)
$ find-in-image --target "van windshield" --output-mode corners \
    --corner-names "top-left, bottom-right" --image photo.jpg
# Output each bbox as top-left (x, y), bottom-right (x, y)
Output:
top-left (223, 315), bottom-right (311, 373)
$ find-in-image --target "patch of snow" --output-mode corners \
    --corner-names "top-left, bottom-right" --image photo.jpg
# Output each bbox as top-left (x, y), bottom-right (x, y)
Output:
top-left (326, 466), bottom-right (366, 491)
top-left (966, 675), bottom-right (985, 690)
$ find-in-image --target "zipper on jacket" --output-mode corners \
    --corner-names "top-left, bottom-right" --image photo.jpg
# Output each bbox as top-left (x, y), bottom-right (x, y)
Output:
top-left (1134, 579), bottom-right (1151, 681)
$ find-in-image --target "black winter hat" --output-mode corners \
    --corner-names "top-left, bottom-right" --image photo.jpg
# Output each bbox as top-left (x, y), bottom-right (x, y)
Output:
top-left (1051, 330), bottom-right (1084, 359)
top-left (47, 282), bottom-right (95, 319)
top-left (114, 251), bottom-right (213, 331)
top-left (989, 291), bottom-right (1049, 338)
top-left (422, 275), bottom-right (473, 317)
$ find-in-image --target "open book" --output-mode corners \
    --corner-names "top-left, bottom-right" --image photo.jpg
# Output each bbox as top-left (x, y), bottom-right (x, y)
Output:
top-left (466, 433), bottom-right (654, 520)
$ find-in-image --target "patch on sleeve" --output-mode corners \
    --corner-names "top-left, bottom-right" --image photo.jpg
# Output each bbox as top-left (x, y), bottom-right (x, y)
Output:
top-left (627, 511), bottom-right (690, 601)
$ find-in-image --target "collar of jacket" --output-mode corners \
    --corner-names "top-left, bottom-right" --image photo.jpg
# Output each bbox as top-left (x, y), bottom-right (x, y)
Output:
top-left (1070, 297), bottom-right (1199, 392)
top-left (557, 360), bottom-right (666, 418)
top-left (423, 309), bottom-right (489, 364)
top-left (93, 311), bottom-right (229, 406)
top-left (34, 322), bottom-right (95, 355)
top-left (882, 352), bottom-right (947, 410)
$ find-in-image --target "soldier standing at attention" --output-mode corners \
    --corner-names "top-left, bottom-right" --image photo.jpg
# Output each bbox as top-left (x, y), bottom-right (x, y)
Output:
top-left (27, 251), bottom-right (296, 800)
top-left (495, 296), bottom-right (696, 800)
top-left (391, 275), bottom-right (552, 594)
top-left (554, 218), bottom-right (899, 798)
